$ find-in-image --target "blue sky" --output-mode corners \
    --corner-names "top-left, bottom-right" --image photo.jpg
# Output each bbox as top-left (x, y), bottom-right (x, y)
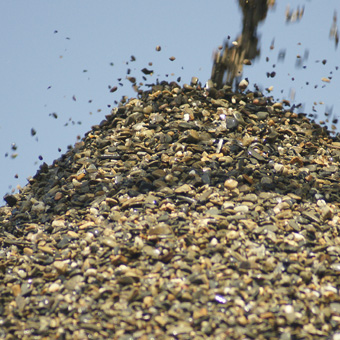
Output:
top-left (1, 0), bottom-right (339, 204)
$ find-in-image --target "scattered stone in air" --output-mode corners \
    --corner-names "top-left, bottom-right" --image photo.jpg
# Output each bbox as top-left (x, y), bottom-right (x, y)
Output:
top-left (156, 45), bottom-right (161, 51)
top-left (72, 95), bottom-right (76, 101)
top-left (126, 77), bottom-right (136, 83)
top-left (266, 71), bottom-right (276, 78)
top-left (322, 77), bottom-right (331, 83)
top-left (141, 68), bottom-right (153, 75)
top-left (285, 5), bottom-right (304, 23)
top-left (110, 86), bottom-right (118, 93)
top-left (49, 113), bottom-right (58, 119)
top-left (278, 49), bottom-right (286, 61)
top-left (31, 128), bottom-right (37, 136)
top-left (169, 56), bottom-right (176, 61)
top-left (329, 10), bottom-right (339, 48)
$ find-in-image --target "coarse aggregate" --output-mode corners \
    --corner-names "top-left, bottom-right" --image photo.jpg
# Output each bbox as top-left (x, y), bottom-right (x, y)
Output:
top-left (1, 80), bottom-right (340, 339)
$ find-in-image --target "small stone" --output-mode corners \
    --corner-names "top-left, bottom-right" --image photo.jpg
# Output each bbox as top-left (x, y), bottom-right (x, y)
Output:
top-left (321, 205), bottom-right (333, 220)
top-left (4, 194), bottom-right (18, 207)
top-left (155, 315), bottom-right (168, 327)
top-left (31, 201), bottom-right (45, 213)
top-left (143, 105), bottom-right (153, 114)
top-left (84, 268), bottom-right (97, 277)
top-left (256, 111), bottom-right (269, 120)
top-left (238, 79), bottom-right (248, 90)
top-left (191, 77), bottom-right (199, 85)
top-left (175, 184), bottom-right (192, 194)
top-left (53, 260), bottom-right (69, 274)
top-left (224, 179), bottom-right (238, 190)
top-left (234, 205), bottom-right (249, 213)
top-left (226, 230), bottom-right (239, 240)
top-left (48, 283), bottom-right (61, 293)
top-left (52, 219), bottom-right (65, 228)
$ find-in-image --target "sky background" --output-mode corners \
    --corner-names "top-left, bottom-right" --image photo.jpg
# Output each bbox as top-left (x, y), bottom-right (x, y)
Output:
top-left (1, 0), bottom-right (339, 205)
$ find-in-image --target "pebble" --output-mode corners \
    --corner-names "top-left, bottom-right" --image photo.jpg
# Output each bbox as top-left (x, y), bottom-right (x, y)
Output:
top-left (224, 179), bottom-right (238, 190)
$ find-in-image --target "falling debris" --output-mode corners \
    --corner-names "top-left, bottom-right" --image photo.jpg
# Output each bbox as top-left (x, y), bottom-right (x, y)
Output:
top-left (330, 10), bottom-right (339, 48)
top-left (278, 49), bottom-right (286, 62)
top-left (49, 113), bottom-right (58, 119)
top-left (169, 56), bottom-right (176, 61)
top-left (141, 68), bottom-right (153, 75)
top-left (31, 128), bottom-right (37, 136)
top-left (285, 5), bottom-right (304, 23)
top-left (210, 0), bottom-right (269, 89)
top-left (156, 45), bottom-right (161, 51)
top-left (126, 76), bottom-right (136, 83)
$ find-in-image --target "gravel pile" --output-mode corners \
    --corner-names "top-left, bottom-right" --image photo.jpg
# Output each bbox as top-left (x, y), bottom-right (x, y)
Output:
top-left (1, 80), bottom-right (340, 339)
